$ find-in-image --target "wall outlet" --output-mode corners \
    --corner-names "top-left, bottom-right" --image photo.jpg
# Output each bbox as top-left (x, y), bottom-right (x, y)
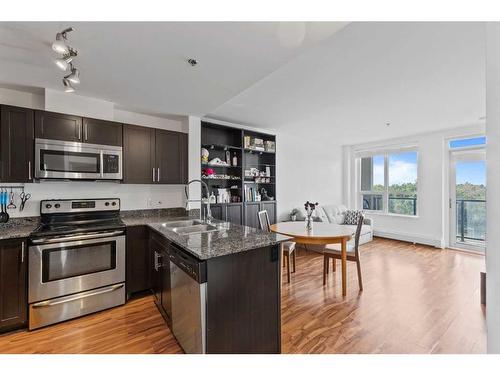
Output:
top-left (148, 199), bottom-right (163, 208)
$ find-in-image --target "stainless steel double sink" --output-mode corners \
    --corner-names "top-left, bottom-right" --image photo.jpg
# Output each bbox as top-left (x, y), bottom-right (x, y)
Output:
top-left (160, 219), bottom-right (220, 235)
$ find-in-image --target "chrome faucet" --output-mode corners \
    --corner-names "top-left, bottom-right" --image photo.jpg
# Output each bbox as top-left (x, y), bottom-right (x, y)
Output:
top-left (185, 179), bottom-right (213, 222)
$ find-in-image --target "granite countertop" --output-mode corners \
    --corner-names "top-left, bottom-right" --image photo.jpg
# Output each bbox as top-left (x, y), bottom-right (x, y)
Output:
top-left (0, 217), bottom-right (40, 241)
top-left (120, 208), bottom-right (191, 226)
top-left (148, 217), bottom-right (292, 260)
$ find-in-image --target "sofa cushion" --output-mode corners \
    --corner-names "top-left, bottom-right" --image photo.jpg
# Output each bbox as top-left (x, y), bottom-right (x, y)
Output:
top-left (321, 204), bottom-right (347, 224)
top-left (344, 209), bottom-right (363, 225)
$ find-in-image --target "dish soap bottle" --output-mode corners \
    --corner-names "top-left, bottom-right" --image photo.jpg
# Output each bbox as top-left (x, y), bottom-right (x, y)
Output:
top-left (232, 152), bottom-right (238, 166)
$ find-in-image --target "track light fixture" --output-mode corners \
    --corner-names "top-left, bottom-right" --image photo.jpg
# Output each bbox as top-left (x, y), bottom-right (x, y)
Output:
top-left (51, 27), bottom-right (80, 92)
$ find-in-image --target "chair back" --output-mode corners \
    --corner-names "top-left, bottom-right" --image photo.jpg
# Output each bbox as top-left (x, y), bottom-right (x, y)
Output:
top-left (353, 214), bottom-right (364, 256)
top-left (258, 210), bottom-right (271, 232)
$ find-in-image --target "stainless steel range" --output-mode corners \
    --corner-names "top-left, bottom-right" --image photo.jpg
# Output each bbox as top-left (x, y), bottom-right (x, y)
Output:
top-left (28, 198), bottom-right (126, 330)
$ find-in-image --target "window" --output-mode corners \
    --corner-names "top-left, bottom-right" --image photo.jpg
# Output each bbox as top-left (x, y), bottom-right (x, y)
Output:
top-left (449, 136), bottom-right (486, 149)
top-left (359, 149), bottom-right (418, 216)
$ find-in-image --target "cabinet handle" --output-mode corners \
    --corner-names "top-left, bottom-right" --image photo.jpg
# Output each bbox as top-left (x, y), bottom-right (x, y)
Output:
top-left (28, 161), bottom-right (31, 181)
top-left (78, 126), bottom-right (81, 140)
top-left (21, 242), bottom-right (25, 263)
top-left (157, 168), bottom-right (160, 182)
top-left (84, 125), bottom-right (88, 141)
top-left (154, 251), bottom-right (163, 271)
top-left (152, 168), bottom-right (156, 182)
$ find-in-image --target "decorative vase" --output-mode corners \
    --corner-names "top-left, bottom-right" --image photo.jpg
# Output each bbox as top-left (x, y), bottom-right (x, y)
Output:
top-left (305, 216), bottom-right (313, 231)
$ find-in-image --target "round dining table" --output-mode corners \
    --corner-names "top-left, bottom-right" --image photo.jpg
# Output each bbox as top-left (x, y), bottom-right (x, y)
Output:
top-left (269, 222), bottom-right (355, 296)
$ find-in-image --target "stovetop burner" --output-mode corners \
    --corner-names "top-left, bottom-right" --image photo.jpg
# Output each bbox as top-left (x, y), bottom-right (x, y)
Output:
top-left (30, 198), bottom-right (125, 239)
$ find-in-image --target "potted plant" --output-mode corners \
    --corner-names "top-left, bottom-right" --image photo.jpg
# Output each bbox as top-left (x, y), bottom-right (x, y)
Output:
top-left (290, 208), bottom-right (299, 221)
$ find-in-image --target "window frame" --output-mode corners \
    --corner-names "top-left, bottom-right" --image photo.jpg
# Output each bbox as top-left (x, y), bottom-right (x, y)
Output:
top-left (357, 146), bottom-right (419, 217)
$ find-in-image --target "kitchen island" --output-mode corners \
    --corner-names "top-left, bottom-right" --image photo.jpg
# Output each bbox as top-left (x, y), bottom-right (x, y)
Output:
top-left (134, 215), bottom-right (290, 354)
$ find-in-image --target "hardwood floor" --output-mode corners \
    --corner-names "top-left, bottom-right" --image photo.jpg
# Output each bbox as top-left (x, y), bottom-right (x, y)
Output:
top-left (282, 238), bottom-right (486, 354)
top-left (0, 294), bottom-right (182, 354)
top-left (0, 238), bottom-right (486, 354)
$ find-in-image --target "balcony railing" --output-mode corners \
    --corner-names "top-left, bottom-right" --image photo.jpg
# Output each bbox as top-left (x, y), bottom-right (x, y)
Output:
top-left (362, 195), bottom-right (417, 216)
top-left (456, 199), bottom-right (486, 243)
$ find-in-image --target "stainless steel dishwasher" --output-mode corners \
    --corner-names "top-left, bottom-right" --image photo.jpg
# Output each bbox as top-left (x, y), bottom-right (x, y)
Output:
top-left (169, 243), bottom-right (207, 354)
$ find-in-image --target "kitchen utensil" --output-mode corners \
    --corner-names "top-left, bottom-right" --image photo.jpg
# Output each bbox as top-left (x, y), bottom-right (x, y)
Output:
top-left (19, 191), bottom-right (31, 212)
top-left (7, 188), bottom-right (16, 210)
top-left (0, 191), bottom-right (8, 223)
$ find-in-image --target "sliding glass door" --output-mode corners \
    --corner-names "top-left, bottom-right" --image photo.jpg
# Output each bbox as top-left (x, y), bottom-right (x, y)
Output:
top-left (450, 148), bottom-right (486, 251)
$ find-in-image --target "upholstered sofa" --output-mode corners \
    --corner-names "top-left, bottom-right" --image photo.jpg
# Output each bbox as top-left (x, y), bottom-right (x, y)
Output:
top-left (291, 204), bottom-right (373, 250)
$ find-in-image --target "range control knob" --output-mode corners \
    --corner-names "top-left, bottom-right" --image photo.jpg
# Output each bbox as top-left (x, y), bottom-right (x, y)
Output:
top-left (45, 204), bottom-right (52, 209)
top-left (105, 202), bottom-right (110, 206)
top-left (54, 203), bottom-right (61, 209)
top-left (111, 202), bottom-right (117, 206)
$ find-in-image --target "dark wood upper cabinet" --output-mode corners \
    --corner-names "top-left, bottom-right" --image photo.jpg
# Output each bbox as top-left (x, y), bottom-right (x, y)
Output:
top-left (83, 118), bottom-right (123, 146)
top-left (156, 130), bottom-right (188, 184)
top-left (123, 124), bottom-right (155, 184)
top-left (126, 226), bottom-right (151, 296)
top-left (0, 105), bottom-right (34, 183)
top-left (0, 238), bottom-right (27, 333)
top-left (35, 110), bottom-right (83, 142)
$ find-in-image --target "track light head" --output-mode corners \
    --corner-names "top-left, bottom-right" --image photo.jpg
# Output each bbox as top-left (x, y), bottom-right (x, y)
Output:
top-left (52, 27), bottom-right (75, 55)
top-left (65, 65), bottom-right (80, 84)
top-left (62, 78), bottom-right (75, 93)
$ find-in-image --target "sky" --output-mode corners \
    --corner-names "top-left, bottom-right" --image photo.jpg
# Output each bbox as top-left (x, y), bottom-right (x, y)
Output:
top-left (373, 152), bottom-right (417, 186)
top-left (456, 161), bottom-right (486, 185)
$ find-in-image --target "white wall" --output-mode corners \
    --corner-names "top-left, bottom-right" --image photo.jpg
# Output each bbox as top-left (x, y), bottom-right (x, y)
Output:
top-left (486, 22), bottom-right (500, 354)
top-left (345, 125), bottom-right (485, 248)
top-left (276, 131), bottom-right (343, 221)
top-left (1, 86), bottom-right (190, 217)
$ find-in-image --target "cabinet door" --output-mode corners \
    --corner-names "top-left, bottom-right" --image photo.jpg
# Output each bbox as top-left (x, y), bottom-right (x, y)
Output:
top-left (155, 130), bottom-right (188, 184)
top-left (0, 105), bottom-right (34, 182)
top-left (83, 118), bottom-right (123, 146)
top-left (0, 239), bottom-right (27, 332)
top-left (161, 249), bottom-right (172, 325)
top-left (126, 226), bottom-right (151, 296)
top-left (245, 202), bottom-right (261, 229)
top-left (226, 203), bottom-right (243, 225)
top-left (35, 110), bottom-right (82, 142)
top-left (123, 124), bottom-right (155, 184)
top-left (149, 235), bottom-right (164, 304)
top-left (261, 202), bottom-right (276, 225)
top-left (209, 204), bottom-right (225, 221)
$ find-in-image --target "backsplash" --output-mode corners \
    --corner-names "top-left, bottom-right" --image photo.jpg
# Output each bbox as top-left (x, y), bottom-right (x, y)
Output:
top-left (1, 181), bottom-right (186, 218)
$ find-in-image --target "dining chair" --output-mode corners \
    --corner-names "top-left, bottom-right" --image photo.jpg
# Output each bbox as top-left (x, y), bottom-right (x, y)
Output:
top-left (322, 214), bottom-right (364, 290)
top-left (258, 210), bottom-right (297, 283)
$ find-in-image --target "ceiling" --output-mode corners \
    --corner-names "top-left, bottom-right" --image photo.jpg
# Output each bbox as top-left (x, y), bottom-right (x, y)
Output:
top-left (0, 22), bottom-right (485, 144)
top-left (211, 22), bottom-right (486, 144)
top-left (0, 22), bottom-right (346, 116)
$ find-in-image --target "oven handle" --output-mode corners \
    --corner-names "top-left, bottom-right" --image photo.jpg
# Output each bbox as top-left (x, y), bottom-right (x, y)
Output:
top-left (30, 230), bottom-right (125, 244)
top-left (31, 283), bottom-right (124, 309)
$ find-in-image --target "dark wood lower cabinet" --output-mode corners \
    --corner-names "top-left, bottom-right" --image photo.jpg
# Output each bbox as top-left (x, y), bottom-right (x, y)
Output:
top-left (261, 201), bottom-right (276, 225)
top-left (206, 245), bottom-right (281, 353)
top-left (226, 203), bottom-right (243, 225)
top-left (0, 238), bottom-right (27, 333)
top-left (126, 226), bottom-right (151, 296)
top-left (206, 203), bottom-right (243, 225)
top-left (244, 202), bottom-right (261, 228)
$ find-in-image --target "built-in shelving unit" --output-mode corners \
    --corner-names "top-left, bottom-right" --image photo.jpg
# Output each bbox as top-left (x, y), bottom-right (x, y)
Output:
top-left (201, 121), bottom-right (277, 227)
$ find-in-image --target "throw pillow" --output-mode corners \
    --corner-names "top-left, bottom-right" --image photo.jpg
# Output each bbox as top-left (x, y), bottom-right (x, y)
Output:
top-left (344, 210), bottom-right (363, 225)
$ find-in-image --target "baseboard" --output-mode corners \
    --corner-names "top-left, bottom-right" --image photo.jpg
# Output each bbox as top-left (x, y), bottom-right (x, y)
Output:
top-left (373, 230), bottom-right (444, 248)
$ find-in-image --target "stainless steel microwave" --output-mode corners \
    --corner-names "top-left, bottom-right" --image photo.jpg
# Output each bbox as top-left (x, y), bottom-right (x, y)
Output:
top-left (35, 138), bottom-right (123, 180)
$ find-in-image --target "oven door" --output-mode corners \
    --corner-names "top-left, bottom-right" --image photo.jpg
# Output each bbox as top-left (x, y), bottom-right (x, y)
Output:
top-left (34, 138), bottom-right (122, 180)
top-left (29, 232), bottom-right (125, 303)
